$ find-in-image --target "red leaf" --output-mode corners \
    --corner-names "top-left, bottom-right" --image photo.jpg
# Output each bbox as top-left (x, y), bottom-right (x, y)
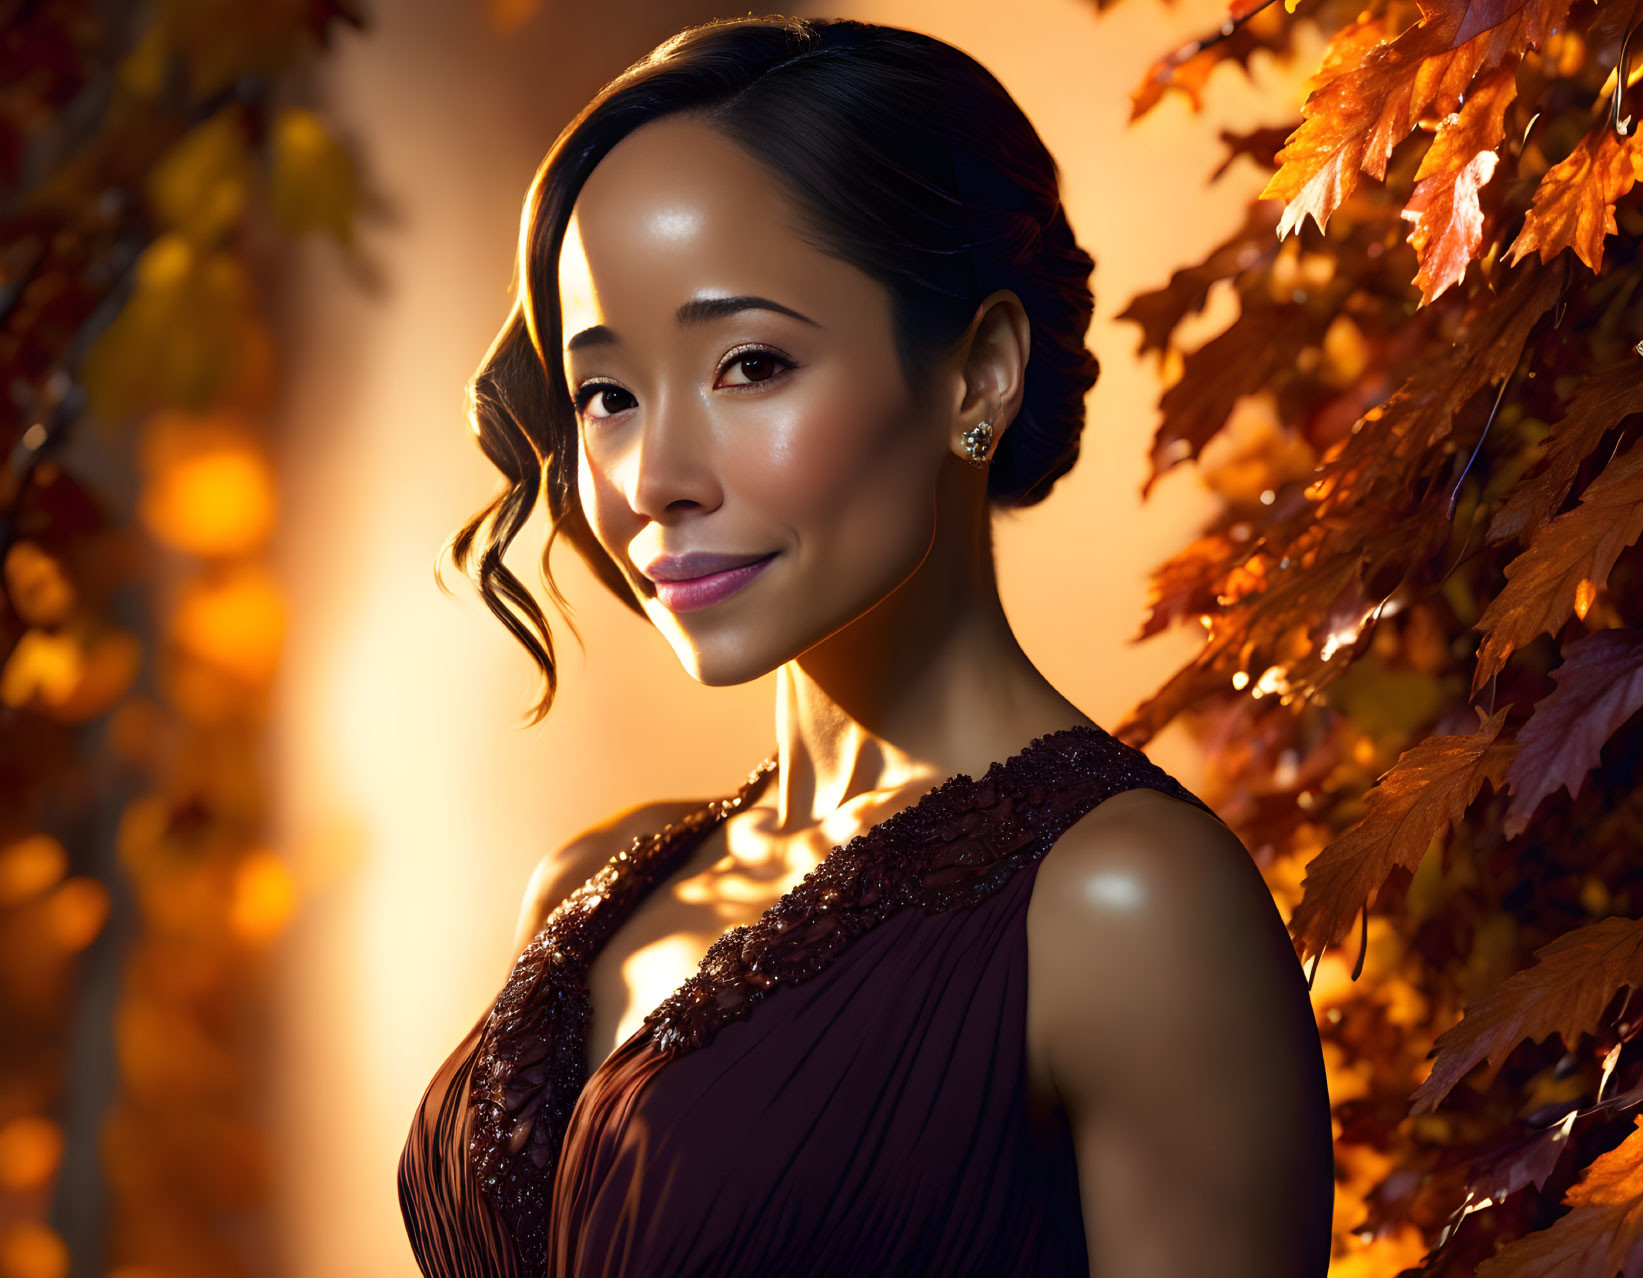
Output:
top-left (1502, 629), bottom-right (1643, 838)
top-left (1114, 199), bottom-right (1283, 357)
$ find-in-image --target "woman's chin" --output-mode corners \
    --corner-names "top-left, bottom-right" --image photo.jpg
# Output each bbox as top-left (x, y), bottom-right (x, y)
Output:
top-left (653, 624), bottom-right (795, 687)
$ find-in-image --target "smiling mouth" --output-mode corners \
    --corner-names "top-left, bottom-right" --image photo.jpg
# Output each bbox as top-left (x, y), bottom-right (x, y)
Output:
top-left (649, 552), bottom-right (778, 613)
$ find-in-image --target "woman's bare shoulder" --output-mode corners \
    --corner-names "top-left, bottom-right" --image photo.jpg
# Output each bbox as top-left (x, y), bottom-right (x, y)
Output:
top-left (509, 797), bottom-right (705, 958)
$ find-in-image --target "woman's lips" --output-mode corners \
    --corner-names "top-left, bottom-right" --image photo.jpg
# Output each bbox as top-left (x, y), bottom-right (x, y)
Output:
top-left (652, 553), bottom-right (778, 613)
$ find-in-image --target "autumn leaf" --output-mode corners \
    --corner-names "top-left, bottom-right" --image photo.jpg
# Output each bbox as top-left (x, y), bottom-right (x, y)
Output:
top-left (1455, 1111), bottom-right (1583, 1220)
top-left (1132, 529), bottom-right (1249, 640)
top-left (1114, 199), bottom-right (1283, 357)
top-left (1306, 260), bottom-right (1563, 519)
top-left (1118, 0), bottom-right (1643, 1265)
top-left (1473, 439), bottom-right (1643, 695)
top-left (1210, 123), bottom-right (1298, 180)
top-left (147, 109), bottom-right (253, 245)
top-left (1286, 705), bottom-right (1513, 965)
top-left (1506, 121), bottom-right (1643, 275)
top-left (1411, 916), bottom-right (1643, 1113)
top-left (1401, 62), bottom-right (1519, 304)
top-left (268, 108), bottom-right (359, 245)
top-left (1501, 629), bottom-right (1643, 838)
top-left (1488, 360), bottom-right (1643, 546)
top-left (1263, 0), bottom-right (1573, 239)
top-left (1471, 1114), bottom-right (1643, 1276)
top-left (1143, 296), bottom-right (1318, 494)
top-left (1126, 0), bottom-right (1327, 122)
top-left (1119, 505), bottom-right (1456, 743)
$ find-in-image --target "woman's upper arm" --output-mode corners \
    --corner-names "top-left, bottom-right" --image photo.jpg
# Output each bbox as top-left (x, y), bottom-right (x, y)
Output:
top-left (509, 798), bottom-right (700, 960)
top-left (1027, 788), bottom-right (1335, 1278)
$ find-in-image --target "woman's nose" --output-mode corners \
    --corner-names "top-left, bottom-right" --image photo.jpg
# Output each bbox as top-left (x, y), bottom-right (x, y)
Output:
top-left (611, 397), bottom-right (721, 522)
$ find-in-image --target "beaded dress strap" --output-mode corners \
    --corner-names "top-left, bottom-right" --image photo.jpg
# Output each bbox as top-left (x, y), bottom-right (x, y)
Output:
top-left (465, 759), bottom-right (776, 1273)
top-left (641, 723), bottom-right (1216, 1057)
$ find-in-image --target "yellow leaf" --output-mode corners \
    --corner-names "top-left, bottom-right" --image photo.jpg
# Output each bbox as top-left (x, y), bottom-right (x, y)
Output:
top-left (270, 108), bottom-right (359, 244)
top-left (0, 630), bottom-right (80, 708)
top-left (83, 236), bottom-right (256, 418)
top-left (3, 541), bottom-right (75, 625)
top-left (147, 110), bottom-right (252, 244)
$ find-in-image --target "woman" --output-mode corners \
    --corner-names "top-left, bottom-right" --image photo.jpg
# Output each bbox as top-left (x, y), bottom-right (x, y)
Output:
top-left (399, 15), bottom-right (1333, 1277)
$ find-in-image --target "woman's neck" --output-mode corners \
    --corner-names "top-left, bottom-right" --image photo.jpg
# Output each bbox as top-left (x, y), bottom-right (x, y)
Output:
top-left (767, 560), bottom-right (1091, 836)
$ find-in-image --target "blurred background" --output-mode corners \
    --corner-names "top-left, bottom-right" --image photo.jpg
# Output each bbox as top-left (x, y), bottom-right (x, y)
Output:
top-left (1, 0), bottom-right (1320, 1273)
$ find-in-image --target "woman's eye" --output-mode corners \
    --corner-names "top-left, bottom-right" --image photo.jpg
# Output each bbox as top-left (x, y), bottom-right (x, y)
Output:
top-left (718, 348), bottom-right (795, 387)
top-left (575, 349), bottom-right (794, 420)
top-left (575, 384), bottom-right (636, 420)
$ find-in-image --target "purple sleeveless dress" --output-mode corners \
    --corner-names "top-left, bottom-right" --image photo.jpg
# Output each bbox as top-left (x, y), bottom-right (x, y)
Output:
top-left (398, 723), bottom-right (1218, 1276)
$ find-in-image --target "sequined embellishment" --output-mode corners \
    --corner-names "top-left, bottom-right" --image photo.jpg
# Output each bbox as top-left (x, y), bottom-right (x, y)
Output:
top-left (465, 723), bottom-right (1214, 1272)
top-left (466, 757), bottom-right (776, 1272)
top-left (641, 724), bottom-right (1216, 1057)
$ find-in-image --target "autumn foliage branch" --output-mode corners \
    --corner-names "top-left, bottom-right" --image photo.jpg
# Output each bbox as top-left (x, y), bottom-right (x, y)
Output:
top-left (1113, 0), bottom-right (1643, 1270)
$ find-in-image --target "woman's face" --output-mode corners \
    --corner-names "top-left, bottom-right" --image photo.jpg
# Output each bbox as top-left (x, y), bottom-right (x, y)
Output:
top-left (557, 113), bottom-right (960, 686)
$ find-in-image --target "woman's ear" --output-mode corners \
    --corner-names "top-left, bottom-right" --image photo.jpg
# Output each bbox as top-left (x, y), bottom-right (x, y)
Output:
top-left (950, 289), bottom-right (1030, 463)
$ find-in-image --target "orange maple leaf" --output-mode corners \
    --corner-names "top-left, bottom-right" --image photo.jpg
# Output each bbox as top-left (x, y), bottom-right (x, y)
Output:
top-left (1286, 705), bottom-right (1513, 966)
top-left (1401, 61), bottom-right (1519, 303)
top-left (1473, 439), bottom-right (1643, 696)
top-left (1263, 0), bottom-right (1573, 239)
top-left (1506, 120), bottom-right (1643, 274)
top-left (1501, 629), bottom-right (1643, 838)
top-left (1411, 915), bottom-right (1643, 1113)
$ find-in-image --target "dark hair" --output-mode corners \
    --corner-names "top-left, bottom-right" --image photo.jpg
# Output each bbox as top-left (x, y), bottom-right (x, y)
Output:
top-left (441, 15), bottom-right (1100, 725)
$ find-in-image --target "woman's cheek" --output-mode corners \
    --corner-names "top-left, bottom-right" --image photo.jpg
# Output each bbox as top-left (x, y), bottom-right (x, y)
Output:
top-left (577, 439), bottom-right (627, 558)
top-left (734, 383), bottom-right (908, 520)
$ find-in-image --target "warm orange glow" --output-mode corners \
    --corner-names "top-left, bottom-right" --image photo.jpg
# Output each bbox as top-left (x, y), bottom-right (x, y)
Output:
top-left (116, 999), bottom-right (239, 1104)
top-left (0, 627), bottom-right (140, 721)
top-left (1574, 575), bottom-right (1597, 620)
top-left (0, 836), bottom-right (67, 907)
top-left (0, 1117), bottom-right (63, 1190)
top-left (231, 849), bottom-right (298, 945)
top-left (3, 542), bottom-right (75, 626)
top-left (1322, 313), bottom-right (1369, 384)
top-left (0, 630), bottom-right (79, 708)
top-left (0, 1221), bottom-right (69, 1278)
top-left (43, 876), bottom-right (111, 951)
top-left (140, 440), bottom-right (276, 557)
top-left (169, 565), bottom-right (286, 684)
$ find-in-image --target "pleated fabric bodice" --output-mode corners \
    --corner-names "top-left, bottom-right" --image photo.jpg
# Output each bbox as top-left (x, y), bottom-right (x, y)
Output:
top-left (398, 723), bottom-right (1217, 1276)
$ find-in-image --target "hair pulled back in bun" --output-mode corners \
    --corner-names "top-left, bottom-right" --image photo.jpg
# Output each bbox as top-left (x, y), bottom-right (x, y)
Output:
top-left (448, 15), bottom-right (1100, 724)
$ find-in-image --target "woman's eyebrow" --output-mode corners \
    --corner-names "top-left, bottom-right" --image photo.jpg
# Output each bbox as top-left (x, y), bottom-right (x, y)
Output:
top-left (565, 295), bottom-right (821, 353)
